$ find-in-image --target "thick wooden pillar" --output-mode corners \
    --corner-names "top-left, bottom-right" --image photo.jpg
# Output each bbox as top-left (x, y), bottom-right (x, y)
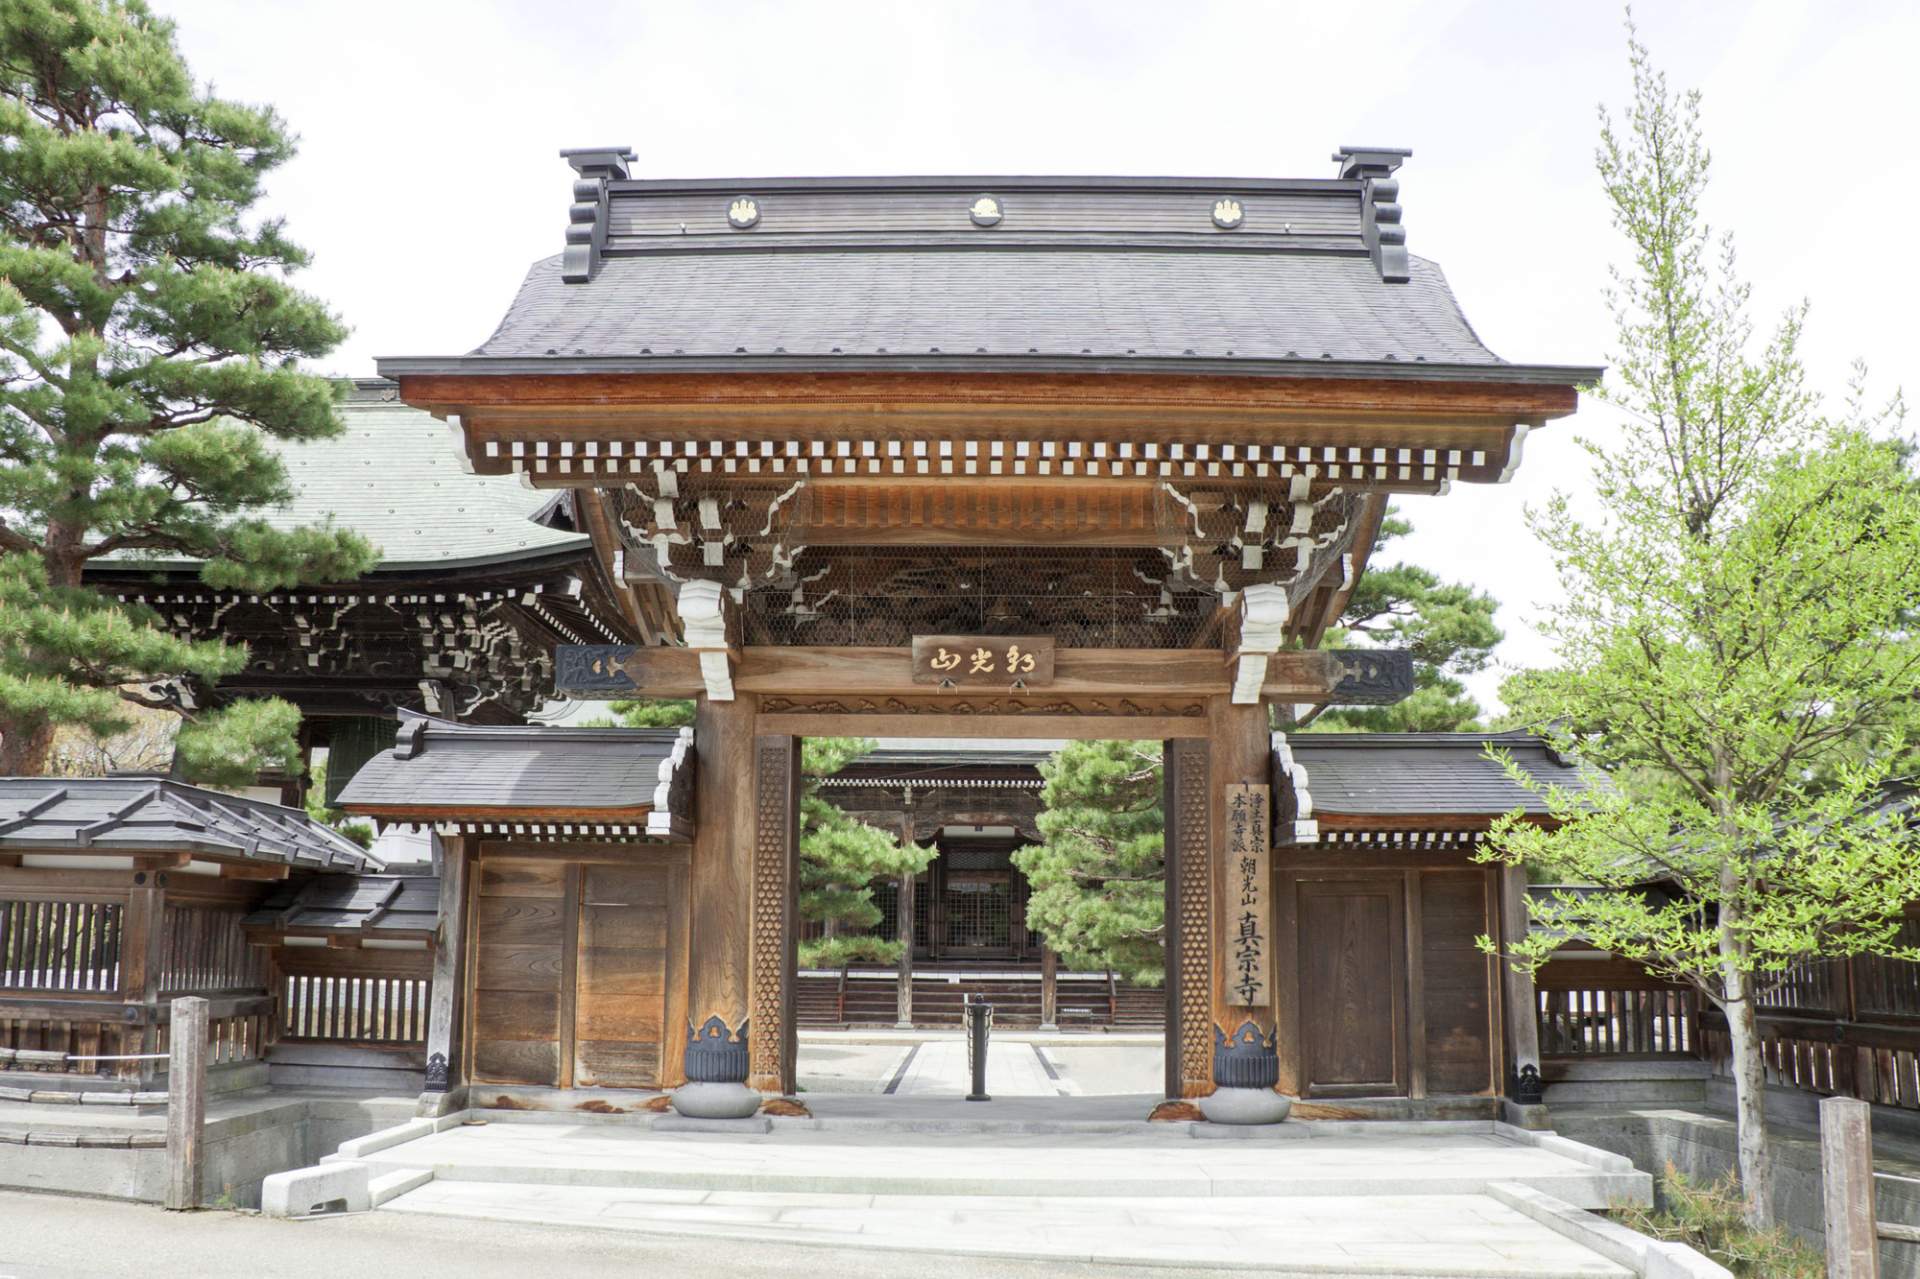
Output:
top-left (1039, 947), bottom-right (1059, 1031)
top-left (420, 832), bottom-right (469, 1105)
top-left (123, 872), bottom-right (166, 1084)
top-left (687, 695), bottom-right (759, 1080)
top-left (1500, 864), bottom-right (1543, 1091)
top-left (895, 814), bottom-right (916, 1029)
top-left (748, 729), bottom-right (799, 1095)
top-left (1209, 698), bottom-right (1274, 1049)
top-left (1164, 735), bottom-right (1212, 1098)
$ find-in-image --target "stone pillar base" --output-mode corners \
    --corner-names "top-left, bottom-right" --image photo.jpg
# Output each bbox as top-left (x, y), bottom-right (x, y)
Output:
top-left (669, 1081), bottom-right (762, 1120)
top-left (1198, 1086), bottom-right (1293, 1125)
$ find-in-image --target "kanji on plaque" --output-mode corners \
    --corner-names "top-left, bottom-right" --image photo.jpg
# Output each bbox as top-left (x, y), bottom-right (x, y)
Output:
top-left (1224, 782), bottom-right (1271, 1006)
top-left (911, 635), bottom-right (1055, 686)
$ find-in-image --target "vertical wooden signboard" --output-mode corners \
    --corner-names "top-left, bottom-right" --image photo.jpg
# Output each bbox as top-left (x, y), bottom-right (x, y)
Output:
top-left (1226, 782), bottom-right (1271, 1007)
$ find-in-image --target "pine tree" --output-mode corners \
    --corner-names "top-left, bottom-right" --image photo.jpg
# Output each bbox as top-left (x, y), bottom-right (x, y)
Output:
top-left (1309, 511), bottom-right (1501, 733)
top-left (1014, 740), bottom-right (1165, 984)
top-left (795, 736), bottom-right (934, 970)
top-left (0, 0), bottom-right (373, 780)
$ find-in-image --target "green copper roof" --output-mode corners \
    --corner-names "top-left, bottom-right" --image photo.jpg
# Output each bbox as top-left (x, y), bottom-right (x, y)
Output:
top-left (279, 381), bottom-right (588, 571)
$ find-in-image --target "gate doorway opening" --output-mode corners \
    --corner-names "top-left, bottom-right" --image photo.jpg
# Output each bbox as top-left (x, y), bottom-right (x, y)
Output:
top-left (791, 731), bottom-right (1175, 1102)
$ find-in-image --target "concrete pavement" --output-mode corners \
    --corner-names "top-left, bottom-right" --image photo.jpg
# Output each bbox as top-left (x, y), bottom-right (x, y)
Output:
top-left (0, 1187), bottom-right (1246, 1279)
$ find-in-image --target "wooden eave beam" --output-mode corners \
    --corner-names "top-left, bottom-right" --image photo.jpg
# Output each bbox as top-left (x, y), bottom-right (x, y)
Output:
top-left (574, 644), bottom-right (1385, 702)
top-left (396, 371), bottom-right (1579, 421)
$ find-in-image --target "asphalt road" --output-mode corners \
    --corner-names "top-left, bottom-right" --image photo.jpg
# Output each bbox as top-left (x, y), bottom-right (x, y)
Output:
top-left (0, 1189), bottom-right (1229, 1279)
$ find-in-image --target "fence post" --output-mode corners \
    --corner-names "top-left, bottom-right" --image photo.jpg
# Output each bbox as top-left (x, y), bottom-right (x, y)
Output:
top-left (1821, 1095), bottom-right (1880, 1278)
top-left (164, 995), bottom-right (208, 1211)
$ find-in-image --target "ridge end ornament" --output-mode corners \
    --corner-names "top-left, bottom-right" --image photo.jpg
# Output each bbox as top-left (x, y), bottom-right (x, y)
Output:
top-left (968, 194), bottom-right (1003, 227)
top-left (727, 196), bottom-right (760, 229)
top-left (1211, 197), bottom-right (1244, 230)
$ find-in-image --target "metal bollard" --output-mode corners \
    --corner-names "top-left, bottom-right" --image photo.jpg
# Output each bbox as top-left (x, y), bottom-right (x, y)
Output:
top-left (965, 997), bottom-right (993, 1101)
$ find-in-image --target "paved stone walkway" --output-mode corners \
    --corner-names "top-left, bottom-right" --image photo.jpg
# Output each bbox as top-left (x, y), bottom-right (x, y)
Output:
top-left (383, 1180), bottom-right (1634, 1276)
top-left (348, 1116), bottom-right (1666, 1274)
top-left (887, 1039), bottom-right (1074, 1096)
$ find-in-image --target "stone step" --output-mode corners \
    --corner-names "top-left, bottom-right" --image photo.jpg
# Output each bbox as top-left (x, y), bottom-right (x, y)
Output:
top-left (352, 1119), bottom-right (1651, 1211)
top-left (377, 1179), bottom-right (1639, 1277)
top-left (369, 1167), bottom-right (433, 1207)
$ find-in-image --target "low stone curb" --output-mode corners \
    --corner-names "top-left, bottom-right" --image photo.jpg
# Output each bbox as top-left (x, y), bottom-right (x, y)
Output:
top-left (0, 1085), bottom-right (167, 1106)
top-left (0, 1129), bottom-right (166, 1149)
top-left (1487, 1181), bottom-right (1732, 1278)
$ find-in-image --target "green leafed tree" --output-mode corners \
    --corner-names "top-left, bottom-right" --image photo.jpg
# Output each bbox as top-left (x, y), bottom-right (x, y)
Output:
top-left (1014, 739), bottom-right (1165, 984)
top-left (1480, 24), bottom-right (1920, 1229)
top-left (604, 701), bottom-right (933, 968)
top-left (0, 0), bottom-right (373, 780)
top-left (1309, 510), bottom-right (1502, 733)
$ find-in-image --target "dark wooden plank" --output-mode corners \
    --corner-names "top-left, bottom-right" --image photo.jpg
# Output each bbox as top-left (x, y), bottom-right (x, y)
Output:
top-left (1299, 878), bottom-right (1406, 1096)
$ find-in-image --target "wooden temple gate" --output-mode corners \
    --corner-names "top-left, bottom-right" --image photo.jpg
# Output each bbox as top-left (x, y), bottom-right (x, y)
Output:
top-left (360, 154), bottom-right (1595, 1106)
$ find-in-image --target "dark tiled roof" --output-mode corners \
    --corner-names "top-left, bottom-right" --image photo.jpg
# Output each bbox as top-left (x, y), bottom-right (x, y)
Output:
top-left (337, 711), bottom-right (695, 839)
top-left (379, 172), bottom-right (1600, 384)
top-left (244, 872), bottom-right (439, 936)
top-left (1286, 731), bottom-right (1585, 818)
top-left (0, 778), bottom-right (369, 870)
top-left (456, 249), bottom-right (1511, 371)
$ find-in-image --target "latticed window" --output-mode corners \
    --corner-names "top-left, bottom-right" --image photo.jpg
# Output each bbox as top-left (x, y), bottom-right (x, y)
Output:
top-left (944, 880), bottom-right (1011, 951)
top-left (0, 899), bottom-right (123, 992)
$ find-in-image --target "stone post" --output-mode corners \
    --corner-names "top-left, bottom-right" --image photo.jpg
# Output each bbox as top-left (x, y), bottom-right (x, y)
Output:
top-left (164, 996), bottom-right (208, 1211)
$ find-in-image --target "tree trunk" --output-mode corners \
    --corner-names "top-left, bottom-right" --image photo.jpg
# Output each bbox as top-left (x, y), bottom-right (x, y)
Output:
top-left (1721, 937), bottom-right (1776, 1228)
top-left (0, 717), bottom-right (56, 777)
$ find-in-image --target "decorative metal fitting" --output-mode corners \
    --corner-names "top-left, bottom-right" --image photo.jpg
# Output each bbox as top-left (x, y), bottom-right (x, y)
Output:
top-left (968, 194), bottom-right (1003, 227)
top-left (1508, 1062), bottom-right (1545, 1106)
top-left (424, 1051), bottom-right (450, 1092)
top-left (684, 1014), bottom-right (751, 1083)
top-left (1211, 197), bottom-right (1244, 230)
top-left (1213, 1020), bottom-right (1279, 1089)
top-left (727, 197), bottom-right (760, 229)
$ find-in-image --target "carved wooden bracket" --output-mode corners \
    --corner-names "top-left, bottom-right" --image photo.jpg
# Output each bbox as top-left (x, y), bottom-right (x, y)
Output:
top-left (1229, 584), bottom-right (1291, 704)
top-left (677, 580), bottom-right (735, 701)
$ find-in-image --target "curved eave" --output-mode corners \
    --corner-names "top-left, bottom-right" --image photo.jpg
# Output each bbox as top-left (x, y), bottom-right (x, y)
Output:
top-left (379, 352), bottom-right (1603, 387)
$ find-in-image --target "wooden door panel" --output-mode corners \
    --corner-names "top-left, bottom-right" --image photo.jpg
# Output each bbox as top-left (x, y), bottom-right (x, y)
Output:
top-left (1299, 879), bottom-right (1406, 1097)
top-left (572, 863), bottom-right (670, 1089)
top-left (469, 858), bottom-right (566, 1086)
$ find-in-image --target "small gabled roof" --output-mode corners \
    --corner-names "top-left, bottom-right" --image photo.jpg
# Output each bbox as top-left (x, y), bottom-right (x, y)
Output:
top-left (1284, 730), bottom-right (1585, 821)
top-left (0, 777), bottom-right (369, 870)
top-left (244, 872), bottom-right (439, 938)
top-left (338, 710), bottom-right (696, 840)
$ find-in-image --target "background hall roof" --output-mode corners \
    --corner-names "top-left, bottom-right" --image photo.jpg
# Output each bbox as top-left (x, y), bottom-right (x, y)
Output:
top-left (0, 777), bottom-right (370, 870)
top-left (107, 383), bottom-right (588, 575)
top-left (1287, 731), bottom-right (1584, 818)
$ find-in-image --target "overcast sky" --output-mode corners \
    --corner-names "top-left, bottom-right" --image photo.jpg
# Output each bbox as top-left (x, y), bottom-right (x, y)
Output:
top-left (160, 0), bottom-right (1918, 712)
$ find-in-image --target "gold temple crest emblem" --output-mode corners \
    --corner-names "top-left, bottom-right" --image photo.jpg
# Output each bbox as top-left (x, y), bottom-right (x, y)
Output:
top-left (1212, 197), bottom-right (1244, 230)
top-left (969, 194), bottom-right (1003, 227)
top-left (727, 196), bottom-right (760, 229)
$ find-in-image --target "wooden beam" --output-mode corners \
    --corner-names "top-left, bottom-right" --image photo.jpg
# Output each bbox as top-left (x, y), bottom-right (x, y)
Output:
top-left (217, 862), bottom-right (292, 881)
top-left (396, 369), bottom-right (1579, 422)
top-left (756, 713), bottom-right (1209, 741)
top-left (568, 644), bottom-right (1405, 702)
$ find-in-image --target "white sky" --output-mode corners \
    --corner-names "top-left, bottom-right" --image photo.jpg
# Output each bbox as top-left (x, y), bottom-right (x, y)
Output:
top-left (162, 0), bottom-right (1919, 712)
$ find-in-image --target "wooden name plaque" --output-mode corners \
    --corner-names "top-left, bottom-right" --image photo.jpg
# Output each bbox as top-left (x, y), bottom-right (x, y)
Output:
top-left (910, 635), bottom-right (1056, 686)
top-left (1225, 782), bottom-right (1272, 1007)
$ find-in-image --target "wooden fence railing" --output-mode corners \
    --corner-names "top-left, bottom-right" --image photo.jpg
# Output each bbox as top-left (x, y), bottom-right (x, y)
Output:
top-left (1, 993), bottom-right (275, 1080)
top-left (280, 973), bottom-right (430, 1046)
